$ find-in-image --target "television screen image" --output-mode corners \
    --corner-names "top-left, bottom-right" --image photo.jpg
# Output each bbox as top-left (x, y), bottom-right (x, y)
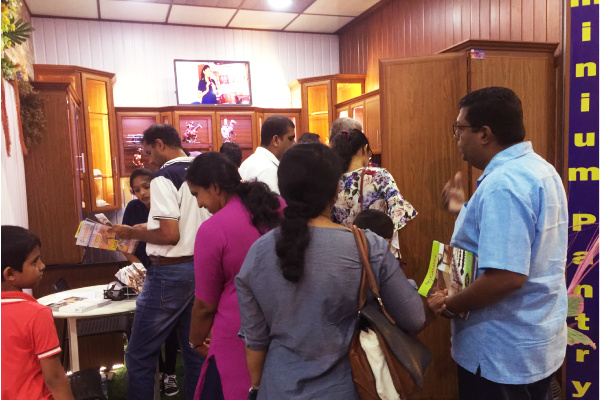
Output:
top-left (174, 60), bottom-right (252, 106)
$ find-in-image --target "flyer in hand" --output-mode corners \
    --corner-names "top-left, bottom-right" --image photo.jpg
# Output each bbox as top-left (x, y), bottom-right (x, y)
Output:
top-left (75, 215), bottom-right (138, 253)
top-left (418, 241), bottom-right (478, 319)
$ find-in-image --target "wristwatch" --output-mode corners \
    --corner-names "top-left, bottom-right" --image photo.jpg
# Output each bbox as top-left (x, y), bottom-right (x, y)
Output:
top-left (249, 386), bottom-right (259, 393)
top-left (442, 309), bottom-right (456, 319)
top-left (189, 341), bottom-right (202, 349)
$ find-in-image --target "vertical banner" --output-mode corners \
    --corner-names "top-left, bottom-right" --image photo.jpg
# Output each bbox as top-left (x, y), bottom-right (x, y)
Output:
top-left (566, 1), bottom-right (599, 399)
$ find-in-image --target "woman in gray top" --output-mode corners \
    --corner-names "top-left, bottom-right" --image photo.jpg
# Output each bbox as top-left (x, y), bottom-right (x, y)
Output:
top-left (235, 143), bottom-right (426, 399)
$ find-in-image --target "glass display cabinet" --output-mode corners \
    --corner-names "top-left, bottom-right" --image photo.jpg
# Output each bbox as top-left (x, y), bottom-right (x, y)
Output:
top-left (217, 112), bottom-right (255, 161)
top-left (289, 74), bottom-right (365, 144)
top-left (335, 90), bottom-right (380, 153)
top-left (116, 111), bottom-right (161, 176)
top-left (174, 111), bottom-right (217, 155)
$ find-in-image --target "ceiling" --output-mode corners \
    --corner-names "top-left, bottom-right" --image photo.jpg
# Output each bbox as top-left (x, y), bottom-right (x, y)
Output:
top-left (24, 0), bottom-right (382, 34)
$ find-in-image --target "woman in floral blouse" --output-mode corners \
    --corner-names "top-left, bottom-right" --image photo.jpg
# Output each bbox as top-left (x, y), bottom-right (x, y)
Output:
top-left (330, 129), bottom-right (417, 253)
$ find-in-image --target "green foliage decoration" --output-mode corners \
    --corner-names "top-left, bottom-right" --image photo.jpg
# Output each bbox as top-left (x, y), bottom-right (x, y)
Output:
top-left (18, 79), bottom-right (45, 150)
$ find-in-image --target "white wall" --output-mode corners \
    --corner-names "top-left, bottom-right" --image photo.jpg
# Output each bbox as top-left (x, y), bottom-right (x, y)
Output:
top-left (1, 79), bottom-right (29, 227)
top-left (31, 18), bottom-right (340, 108)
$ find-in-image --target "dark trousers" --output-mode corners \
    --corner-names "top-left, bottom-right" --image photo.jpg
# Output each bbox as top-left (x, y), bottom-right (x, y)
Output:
top-left (457, 364), bottom-right (554, 400)
top-left (199, 356), bottom-right (224, 400)
top-left (158, 329), bottom-right (179, 375)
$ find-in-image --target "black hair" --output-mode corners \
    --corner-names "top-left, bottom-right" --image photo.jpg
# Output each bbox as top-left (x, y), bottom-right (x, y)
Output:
top-left (185, 152), bottom-right (281, 232)
top-left (353, 210), bottom-right (394, 240)
top-left (129, 168), bottom-right (154, 189)
top-left (219, 142), bottom-right (243, 168)
top-left (458, 87), bottom-right (525, 145)
top-left (276, 143), bottom-right (344, 283)
top-left (260, 115), bottom-right (295, 147)
top-left (296, 132), bottom-right (321, 144)
top-left (142, 124), bottom-right (183, 149)
top-left (330, 128), bottom-right (370, 171)
top-left (2, 225), bottom-right (41, 282)
top-left (200, 64), bottom-right (211, 81)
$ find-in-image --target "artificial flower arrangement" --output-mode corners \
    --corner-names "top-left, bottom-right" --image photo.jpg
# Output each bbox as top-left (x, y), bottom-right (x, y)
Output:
top-left (2, 0), bottom-right (33, 80)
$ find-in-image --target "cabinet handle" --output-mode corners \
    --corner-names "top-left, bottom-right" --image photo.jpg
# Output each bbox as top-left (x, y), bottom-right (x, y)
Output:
top-left (377, 130), bottom-right (381, 147)
top-left (80, 153), bottom-right (85, 174)
top-left (112, 157), bottom-right (117, 175)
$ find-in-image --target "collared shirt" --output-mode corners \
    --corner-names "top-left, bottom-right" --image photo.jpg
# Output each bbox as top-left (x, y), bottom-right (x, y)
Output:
top-left (146, 156), bottom-right (211, 257)
top-left (450, 141), bottom-right (568, 384)
top-left (2, 291), bottom-right (62, 400)
top-left (239, 147), bottom-right (280, 194)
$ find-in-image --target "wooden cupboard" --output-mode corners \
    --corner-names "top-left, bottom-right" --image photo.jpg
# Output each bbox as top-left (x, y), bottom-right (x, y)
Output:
top-left (335, 90), bottom-right (381, 153)
top-left (33, 64), bottom-right (121, 212)
top-left (289, 74), bottom-right (365, 144)
top-left (379, 40), bottom-right (558, 399)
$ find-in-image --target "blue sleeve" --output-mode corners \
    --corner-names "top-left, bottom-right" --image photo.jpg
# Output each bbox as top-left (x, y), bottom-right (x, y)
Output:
top-left (235, 244), bottom-right (271, 351)
top-left (477, 188), bottom-right (535, 275)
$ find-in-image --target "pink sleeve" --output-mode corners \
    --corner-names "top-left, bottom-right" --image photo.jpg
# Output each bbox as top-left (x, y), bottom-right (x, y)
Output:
top-left (194, 223), bottom-right (225, 304)
top-left (33, 307), bottom-right (61, 359)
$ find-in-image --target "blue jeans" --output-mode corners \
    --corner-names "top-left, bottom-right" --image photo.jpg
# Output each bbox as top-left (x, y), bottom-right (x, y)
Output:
top-left (126, 261), bottom-right (205, 400)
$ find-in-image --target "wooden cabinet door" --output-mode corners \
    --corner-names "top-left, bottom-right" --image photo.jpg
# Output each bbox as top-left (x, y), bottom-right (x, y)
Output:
top-left (262, 111), bottom-right (301, 141)
top-left (303, 80), bottom-right (331, 144)
top-left (364, 95), bottom-right (381, 153)
top-left (25, 83), bottom-right (83, 265)
top-left (81, 74), bottom-right (121, 212)
top-left (380, 52), bottom-right (469, 400)
top-left (216, 111), bottom-right (256, 161)
top-left (173, 111), bottom-right (218, 155)
top-left (116, 112), bottom-right (161, 177)
top-left (468, 49), bottom-right (557, 189)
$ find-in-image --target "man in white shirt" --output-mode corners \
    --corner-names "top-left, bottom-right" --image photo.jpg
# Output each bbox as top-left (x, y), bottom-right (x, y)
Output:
top-left (239, 115), bottom-right (295, 194)
top-left (110, 124), bottom-right (210, 400)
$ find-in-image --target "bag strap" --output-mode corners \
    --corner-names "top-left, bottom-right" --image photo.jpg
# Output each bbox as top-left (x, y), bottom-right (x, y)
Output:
top-left (352, 226), bottom-right (396, 325)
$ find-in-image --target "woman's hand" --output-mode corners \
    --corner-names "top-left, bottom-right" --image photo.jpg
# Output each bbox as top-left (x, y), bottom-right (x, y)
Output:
top-left (194, 338), bottom-right (211, 357)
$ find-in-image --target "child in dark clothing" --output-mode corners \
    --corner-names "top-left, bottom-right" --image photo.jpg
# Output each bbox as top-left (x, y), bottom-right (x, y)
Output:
top-left (1, 225), bottom-right (74, 400)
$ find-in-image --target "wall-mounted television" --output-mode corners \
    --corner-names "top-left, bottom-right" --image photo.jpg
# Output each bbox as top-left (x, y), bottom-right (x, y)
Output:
top-left (174, 59), bottom-right (252, 106)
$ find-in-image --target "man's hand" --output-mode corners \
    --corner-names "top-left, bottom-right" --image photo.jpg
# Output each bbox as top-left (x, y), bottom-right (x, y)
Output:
top-left (427, 289), bottom-right (448, 315)
top-left (442, 171), bottom-right (465, 214)
top-left (108, 224), bottom-right (135, 240)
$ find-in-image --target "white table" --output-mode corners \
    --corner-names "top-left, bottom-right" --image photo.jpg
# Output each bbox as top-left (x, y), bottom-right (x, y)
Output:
top-left (38, 284), bottom-right (137, 372)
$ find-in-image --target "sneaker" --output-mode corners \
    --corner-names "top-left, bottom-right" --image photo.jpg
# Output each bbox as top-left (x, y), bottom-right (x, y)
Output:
top-left (162, 373), bottom-right (180, 397)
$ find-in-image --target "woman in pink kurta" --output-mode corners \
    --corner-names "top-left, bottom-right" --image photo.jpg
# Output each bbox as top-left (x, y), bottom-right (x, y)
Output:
top-left (185, 152), bottom-right (282, 400)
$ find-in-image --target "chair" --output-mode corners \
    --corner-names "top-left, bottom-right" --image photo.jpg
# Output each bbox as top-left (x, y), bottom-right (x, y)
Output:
top-left (69, 367), bottom-right (107, 400)
top-left (53, 278), bottom-right (133, 368)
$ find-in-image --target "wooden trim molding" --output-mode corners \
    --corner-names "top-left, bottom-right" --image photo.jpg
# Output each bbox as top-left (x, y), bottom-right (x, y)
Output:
top-left (439, 39), bottom-right (559, 54)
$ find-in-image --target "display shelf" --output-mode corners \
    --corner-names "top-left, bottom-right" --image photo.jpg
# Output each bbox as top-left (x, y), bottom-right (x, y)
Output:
top-left (116, 113), bottom-right (160, 176)
top-left (289, 74), bottom-right (365, 144)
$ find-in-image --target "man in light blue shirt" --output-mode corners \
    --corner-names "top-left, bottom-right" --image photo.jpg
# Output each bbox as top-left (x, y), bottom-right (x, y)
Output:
top-left (432, 87), bottom-right (568, 400)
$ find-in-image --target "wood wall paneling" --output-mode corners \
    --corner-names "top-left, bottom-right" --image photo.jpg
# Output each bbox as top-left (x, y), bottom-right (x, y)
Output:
top-left (32, 18), bottom-right (340, 108)
top-left (339, 0), bottom-right (562, 91)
